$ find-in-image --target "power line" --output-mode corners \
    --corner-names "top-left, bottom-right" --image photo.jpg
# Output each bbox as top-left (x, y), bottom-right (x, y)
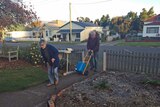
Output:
top-left (73, 0), bottom-right (112, 5)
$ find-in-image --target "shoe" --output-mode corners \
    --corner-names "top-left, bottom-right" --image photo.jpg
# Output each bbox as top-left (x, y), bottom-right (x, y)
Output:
top-left (47, 83), bottom-right (54, 87)
top-left (55, 80), bottom-right (59, 85)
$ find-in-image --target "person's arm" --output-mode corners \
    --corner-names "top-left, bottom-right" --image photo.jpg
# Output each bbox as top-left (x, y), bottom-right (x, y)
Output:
top-left (87, 38), bottom-right (90, 51)
top-left (49, 45), bottom-right (59, 63)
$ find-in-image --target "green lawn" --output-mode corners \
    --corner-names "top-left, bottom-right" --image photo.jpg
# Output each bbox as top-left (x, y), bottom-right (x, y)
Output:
top-left (49, 41), bottom-right (81, 45)
top-left (0, 66), bottom-right (47, 93)
top-left (117, 42), bottom-right (160, 47)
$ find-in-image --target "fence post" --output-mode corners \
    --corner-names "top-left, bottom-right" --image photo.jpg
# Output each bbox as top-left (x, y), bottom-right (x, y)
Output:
top-left (82, 50), bottom-right (85, 61)
top-left (103, 51), bottom-right (106, 71)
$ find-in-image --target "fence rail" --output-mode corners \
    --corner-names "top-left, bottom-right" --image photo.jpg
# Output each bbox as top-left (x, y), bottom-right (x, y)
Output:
top-left (103, 50), bottom-right (160, 75)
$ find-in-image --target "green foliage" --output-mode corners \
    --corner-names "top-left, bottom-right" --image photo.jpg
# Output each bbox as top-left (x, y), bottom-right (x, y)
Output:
top-left (94, 19), bottom-right (100, 25)
top-left (94, 81), bottom-right (111, 90)
top-left (142, 79), bottom-right (160, 86)
top-left (19, 42), bottom-right (42, 65)
top-left (77, 17), bottom-right (92, 22)
top-left (100, 14), bottom-right (110, 28)
top-left (19, 47), bottom-right (30, 61)
top-left (130, 18), bottom-right (144, 32)
top-left (126, 11), bottom-right (138, 20)
top-left (139, 7), bottom-right (155, 21)
top-left (29, 42), bottom-right (42, 65)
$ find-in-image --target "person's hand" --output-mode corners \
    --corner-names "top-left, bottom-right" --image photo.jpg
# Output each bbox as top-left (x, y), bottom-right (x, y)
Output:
top-left (51, 58), bottom-right (55, 63)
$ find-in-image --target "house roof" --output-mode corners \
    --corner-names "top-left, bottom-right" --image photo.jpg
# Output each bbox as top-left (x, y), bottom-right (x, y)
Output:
top-left (72, 21), bottom-right (98, 27)
top-left (58, 29), bottom-right (84, 33)
top-left (60, 21), bottom-right (98, 28)
top-left (145, 22), bottom-right (160, 25)
top-left (145, 14), bottom-right (160, 22)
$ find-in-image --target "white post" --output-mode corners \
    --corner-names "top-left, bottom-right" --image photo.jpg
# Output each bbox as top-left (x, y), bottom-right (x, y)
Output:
top-left (82, 51), bottom-right (85, 61)
top-left (103, 51), bottom-right (106, 71)
top-left (8, 52), bottom-right (11, 62)
top-left (69, 2), bottom-right (72, 42)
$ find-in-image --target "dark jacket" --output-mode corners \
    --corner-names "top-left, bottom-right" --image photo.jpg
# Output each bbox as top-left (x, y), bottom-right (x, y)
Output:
top-left (87, 35), bottom-right (100, 52)
top-left (40, 44), bottom-right (59, 67)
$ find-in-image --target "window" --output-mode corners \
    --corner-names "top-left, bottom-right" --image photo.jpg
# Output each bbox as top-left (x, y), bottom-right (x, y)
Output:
top-left (46, 31), bottom-right (49, 37)
top-left (76, 33), bottom-right (80, 38)
top-left (146, 27), bottom-right (159, 33)
top-left (157, 16), bottom-right (160, 21)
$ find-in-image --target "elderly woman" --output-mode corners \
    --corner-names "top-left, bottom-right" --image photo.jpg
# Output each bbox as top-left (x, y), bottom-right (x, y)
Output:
top-left (87, 30), bottom-right (100, 72)
top-left (40, 39), bottom-right (59, 87)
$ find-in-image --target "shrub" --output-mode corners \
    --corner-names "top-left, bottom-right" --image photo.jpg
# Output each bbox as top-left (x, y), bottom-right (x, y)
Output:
top-left (94, 80), bottom-right (111, 90)
top-left (19, 42), bottom-right (42, 65)
top-left (29, 42), bottom-right (42, 65)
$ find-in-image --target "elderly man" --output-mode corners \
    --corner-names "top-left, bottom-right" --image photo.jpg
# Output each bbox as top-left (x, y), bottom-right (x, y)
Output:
top-left (87, 30), bottom-right (100, 72)
top-left (40, 39), bottom-right (59, 87)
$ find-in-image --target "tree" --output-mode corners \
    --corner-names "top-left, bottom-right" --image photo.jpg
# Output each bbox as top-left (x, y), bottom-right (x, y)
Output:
top-left (7, 24), bottom-right (26, 31)
top-left (77, 17), bottom-right (92, 22)
top-left (84, 17), bottom-right (91, 22)
top-left (77, 17), bottom-right (85, 22)
top-left (139, 8), bottom-right (148, 21)
top-left (100, 14), bottom-right (110, 28)
top-left (147, 7), bottom-right (155, 18)
top-left (0, 0), bottom-right (37, 30)
top-left (94, 19), bottom-right (100, 26)
top-left (126, 11), bottom-right (137, 20)
top-left (31, 20), bottom-right (42, 27)
top-left (130, 18), bottom-right (143, 32)
top-left (139, 7), bottom-right (155, 21)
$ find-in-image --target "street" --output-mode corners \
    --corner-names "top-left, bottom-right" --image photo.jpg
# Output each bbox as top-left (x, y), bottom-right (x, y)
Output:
top-left (0, 42), bottom-right (160, 53)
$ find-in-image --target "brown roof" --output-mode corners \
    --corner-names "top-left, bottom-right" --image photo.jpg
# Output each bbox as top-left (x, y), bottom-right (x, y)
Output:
top-left (145, 14), bottom-right (160, 22)
top-left (145, 22), bottom-right (160, 25)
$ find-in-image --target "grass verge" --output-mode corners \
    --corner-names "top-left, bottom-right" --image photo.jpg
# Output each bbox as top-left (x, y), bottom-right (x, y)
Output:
top-left (0, 66), bottom-right (47, 93)
top-left (117, 42), bottom-right (160, 47)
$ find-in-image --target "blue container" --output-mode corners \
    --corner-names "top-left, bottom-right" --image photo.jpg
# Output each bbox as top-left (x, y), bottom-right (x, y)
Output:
top-left (75, 61), bottom-right (86, 74)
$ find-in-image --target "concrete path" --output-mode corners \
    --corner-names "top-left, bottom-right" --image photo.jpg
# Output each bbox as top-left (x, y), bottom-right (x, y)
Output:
top-left (0, 72), bottom-right (96, 107)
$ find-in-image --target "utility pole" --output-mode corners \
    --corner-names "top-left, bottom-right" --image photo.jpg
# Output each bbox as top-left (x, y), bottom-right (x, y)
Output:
top-left (69, 2), bottom-right (72, 42)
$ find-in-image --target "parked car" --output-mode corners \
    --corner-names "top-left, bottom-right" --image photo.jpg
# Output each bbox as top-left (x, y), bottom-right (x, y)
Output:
top-left (4, 37), bottom-right (18, 43)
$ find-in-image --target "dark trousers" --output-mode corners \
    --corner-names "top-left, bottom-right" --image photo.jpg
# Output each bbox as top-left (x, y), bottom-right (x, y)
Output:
top-left (89, 51), bottom-right (98, 70)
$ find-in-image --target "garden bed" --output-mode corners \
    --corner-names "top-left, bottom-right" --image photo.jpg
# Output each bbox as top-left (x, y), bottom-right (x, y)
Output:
top-left (0, 59), bottom-right (30, 70)
top-left (56, 71), bottom-right (160, 107)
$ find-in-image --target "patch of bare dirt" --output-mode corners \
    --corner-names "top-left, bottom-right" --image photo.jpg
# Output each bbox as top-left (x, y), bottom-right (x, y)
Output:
top-left (56, 71), bottom-right (160, 107)
top-left (0, 58), bottom-right (31, 70)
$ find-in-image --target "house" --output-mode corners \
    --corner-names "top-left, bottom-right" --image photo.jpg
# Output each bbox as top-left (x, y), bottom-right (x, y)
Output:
top-left (143, 14), bottom-right (160, 37)
top-left (2, 20), bottom-right (65, 41)
top-left (32, 24), bottom-right (60, 41)
top-left (58, 21), bottom-right (103, 42)
top-left (32, 20), bottom-right (66, 41)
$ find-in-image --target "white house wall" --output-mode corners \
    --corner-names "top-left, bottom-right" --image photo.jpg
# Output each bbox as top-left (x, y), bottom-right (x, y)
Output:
top-left (80, 27), bottom-right (103, 41)
top-left (143, 25), bottom-right (160, 37)
top-left (61, 22), bottom-right (84, 30)
top-left (7, 31), bottom-right (33, 38)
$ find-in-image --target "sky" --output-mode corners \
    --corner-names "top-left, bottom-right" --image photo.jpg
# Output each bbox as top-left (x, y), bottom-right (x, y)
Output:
top-left (23, 0), bottom-right (160, 22)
